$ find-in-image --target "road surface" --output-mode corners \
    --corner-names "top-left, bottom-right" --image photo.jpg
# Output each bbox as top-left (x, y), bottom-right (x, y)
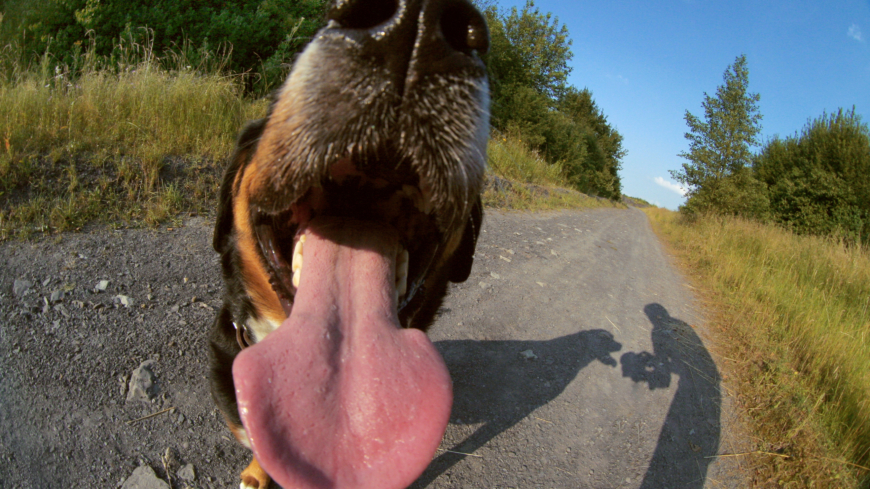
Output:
top-left (0, 207), bottom-right (748, 488)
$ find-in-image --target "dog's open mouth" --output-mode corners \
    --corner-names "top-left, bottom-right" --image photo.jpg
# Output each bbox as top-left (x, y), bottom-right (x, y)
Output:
top-left (253, 156), bottom-right (445, 317)
top-left (232, 155), bottom-right (454, 488)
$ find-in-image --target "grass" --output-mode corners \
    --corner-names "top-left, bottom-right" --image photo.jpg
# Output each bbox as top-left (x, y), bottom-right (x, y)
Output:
top-left (484, 134), bottom-right (622, 211)
top-left (645, 207), bottom-right (870, 487)
top-left (0, 42), bottom-right (615, 239)
top-left (0, 43), bottom-right (266, 238)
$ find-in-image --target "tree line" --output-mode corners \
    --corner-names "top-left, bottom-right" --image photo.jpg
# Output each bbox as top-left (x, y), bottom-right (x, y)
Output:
top-left (0, 0), bottom-right (625, 200)
top-left (481, 0), bottom-right (624, 199)
top-left (671, 55), bottom-right (869, 243)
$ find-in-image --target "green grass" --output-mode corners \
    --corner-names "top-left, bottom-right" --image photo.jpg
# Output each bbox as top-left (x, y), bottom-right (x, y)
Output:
top-left (645, 207), bottom-right (870, 487)
top-left (484, 134), bottom-right (622, 211)
top-left (0, 43), bottom-right (616, 239)
top-left (0, 45), bottom-right (266, 238)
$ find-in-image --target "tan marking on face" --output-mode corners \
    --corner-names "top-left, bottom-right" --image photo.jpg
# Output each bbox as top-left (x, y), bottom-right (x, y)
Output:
top-left (233, 163), bottom-right (286, 327)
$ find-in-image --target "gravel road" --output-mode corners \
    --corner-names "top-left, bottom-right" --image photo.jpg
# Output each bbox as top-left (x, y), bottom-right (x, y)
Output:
top-left (0, 207), bottom-right (749, 488)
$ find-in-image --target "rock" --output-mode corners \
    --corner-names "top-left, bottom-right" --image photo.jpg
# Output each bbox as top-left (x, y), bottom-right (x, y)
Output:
top-left (177, 464), bottom-right (196, 481)
top-left (478, 282), bottom-right (490, 289)
top-left (126, 360), bottom-right (158, 403)
top-left (50, 290), bottom-right (64, 303)
top-left (120, 466), bottom-right (169, 489)
top-left (94, 280), bottom-right (109, 293)
top-left (520, 349), bottom-right (538, 360)
top-left (12, 279), bottom-right (32, 297)
top-left (115, 295), bottom-right (134, 307)
top-left (54, 304), bottom-right (70, 318)
top-left (490, 272), bottom-right (501, 279)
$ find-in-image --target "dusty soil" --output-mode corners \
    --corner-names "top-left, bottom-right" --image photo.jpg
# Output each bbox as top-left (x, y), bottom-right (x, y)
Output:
top-left (0, 207), bottom-right (749, 488)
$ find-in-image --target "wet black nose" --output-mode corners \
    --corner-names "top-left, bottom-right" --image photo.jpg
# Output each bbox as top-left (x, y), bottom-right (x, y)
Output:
top-left (328, 0), bottom-right (488, 54)
top-left (326, 0), bottom-right (489, 85)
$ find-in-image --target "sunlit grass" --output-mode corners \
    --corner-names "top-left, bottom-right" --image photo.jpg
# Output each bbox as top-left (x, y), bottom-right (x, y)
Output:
top-left (0, 43), bottom-right (267, 238)
top-left (0, 42), bottom-right (618, 239)
top-left (485, 134), bottom-right (621, 211)
top-left (645, 207), bottom-right (870, 487)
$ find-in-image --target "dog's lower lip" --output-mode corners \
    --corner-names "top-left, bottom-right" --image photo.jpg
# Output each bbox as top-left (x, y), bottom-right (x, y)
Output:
top-left (254, 219), bottom-right (297, 305)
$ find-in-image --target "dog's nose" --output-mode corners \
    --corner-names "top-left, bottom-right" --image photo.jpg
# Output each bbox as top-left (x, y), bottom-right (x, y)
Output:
top-left (327, 0), bottom-right (489, 85)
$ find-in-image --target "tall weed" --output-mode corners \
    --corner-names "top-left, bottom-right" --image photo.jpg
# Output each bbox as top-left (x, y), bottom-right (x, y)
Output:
top-left (646, 208), bottom-right (870, 487)
top-left (0, 40), bottom-right (265, 238)
top-left (485, 132), bottom-right (618, 211)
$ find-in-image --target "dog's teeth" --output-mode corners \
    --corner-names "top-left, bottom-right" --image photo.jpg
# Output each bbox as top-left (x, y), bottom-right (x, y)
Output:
top-left (396, 249), bottom-right (409, 302)
top-left (292, 235), bottom-right (305, 288)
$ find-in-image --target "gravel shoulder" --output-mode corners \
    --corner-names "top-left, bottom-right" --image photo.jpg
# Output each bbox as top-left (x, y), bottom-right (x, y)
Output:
top-left (0, 207), bottom-right (750, 488)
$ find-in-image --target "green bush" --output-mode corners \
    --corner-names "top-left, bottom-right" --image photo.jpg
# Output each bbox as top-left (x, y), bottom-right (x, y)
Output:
top-left (0, 0), bottom-right (327, 94)
top-left (754, 108), bottom-right (870, 242)
top-left (679, 167), bottom-right (771, 222)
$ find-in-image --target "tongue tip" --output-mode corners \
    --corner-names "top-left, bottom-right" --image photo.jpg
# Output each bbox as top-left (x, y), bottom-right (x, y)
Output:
top-left (233, 324), bottom-right (453, 489)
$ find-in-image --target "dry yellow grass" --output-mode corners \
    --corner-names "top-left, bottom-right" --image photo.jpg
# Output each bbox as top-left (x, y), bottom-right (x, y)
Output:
top-left (645, 207), bottom-right (870, 487)
top-left (484, 134), bottom-right (622, 212)
top-left (0, 46), bottom-right (615, 239)
top-left (0, 48), bottom-right (266, 238)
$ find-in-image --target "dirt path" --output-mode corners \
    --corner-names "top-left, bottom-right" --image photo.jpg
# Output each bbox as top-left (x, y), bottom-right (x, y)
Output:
top-left (0, 207), bottom-right (749, 488)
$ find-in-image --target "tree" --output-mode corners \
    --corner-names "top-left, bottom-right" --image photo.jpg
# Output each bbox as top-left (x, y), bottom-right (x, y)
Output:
top-left (482, 0), bottom-right (573, 128)
top-left (754, 108), bottom-right (870, 241)
top-left (478, 2), bottom-right (624, 199)
top-left (558, 87), bottom-right (625, 198)
top-left (671, 55), bottom-right (766, 217)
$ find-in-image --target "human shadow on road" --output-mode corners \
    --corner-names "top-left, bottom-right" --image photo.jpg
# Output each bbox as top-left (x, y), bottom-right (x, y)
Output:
top-left (620, 303), bottom-right (721, 488)
top-left (411, 329), bottom-right (622, 488)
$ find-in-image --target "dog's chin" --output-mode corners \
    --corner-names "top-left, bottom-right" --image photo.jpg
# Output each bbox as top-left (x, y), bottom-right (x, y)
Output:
top-left (234, 216), bottom-right (453, 489)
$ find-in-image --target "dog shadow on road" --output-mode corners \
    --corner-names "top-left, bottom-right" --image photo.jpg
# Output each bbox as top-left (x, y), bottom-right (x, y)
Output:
top-left (620, 303), bottom-right (722, 488)
top-left (411, 329), bottom-right (623, 488)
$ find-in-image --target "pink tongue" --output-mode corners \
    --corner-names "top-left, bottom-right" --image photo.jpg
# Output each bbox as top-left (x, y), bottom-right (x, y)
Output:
top-left (232, 220), bottom-right (452, 489)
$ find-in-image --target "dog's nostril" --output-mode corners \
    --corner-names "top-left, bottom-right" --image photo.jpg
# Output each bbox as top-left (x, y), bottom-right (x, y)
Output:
top-left (329, 0), bottom-right (399, 30)
top-left (441, 2), bottom-right (489, 55)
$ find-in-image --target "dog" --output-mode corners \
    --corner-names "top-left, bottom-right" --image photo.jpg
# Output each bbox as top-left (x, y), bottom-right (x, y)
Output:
top-left (208, 0), bottom-right (490, 487)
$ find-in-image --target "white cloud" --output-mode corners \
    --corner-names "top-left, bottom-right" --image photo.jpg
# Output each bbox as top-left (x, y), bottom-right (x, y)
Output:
top-left (849, 24), bottom-right (864, 43)
top-left (606, 73), bottom-right (630, 86)
top-left (654, 177), bottom-right (688, 196)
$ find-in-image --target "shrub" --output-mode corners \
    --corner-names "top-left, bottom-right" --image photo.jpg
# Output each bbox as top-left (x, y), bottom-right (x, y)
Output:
top-left (0, 0), bottom-right (328, 94)
top-left (754, 108), bottom-right (870, 242)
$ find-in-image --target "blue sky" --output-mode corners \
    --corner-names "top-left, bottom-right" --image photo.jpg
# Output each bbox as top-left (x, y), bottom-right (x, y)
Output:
top-left (499, 0), bottom-right (870, 209)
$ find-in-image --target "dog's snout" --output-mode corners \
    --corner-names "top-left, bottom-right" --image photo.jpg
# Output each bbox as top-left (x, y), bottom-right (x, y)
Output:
top-left (327, 0), bottom-right (488, 74)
